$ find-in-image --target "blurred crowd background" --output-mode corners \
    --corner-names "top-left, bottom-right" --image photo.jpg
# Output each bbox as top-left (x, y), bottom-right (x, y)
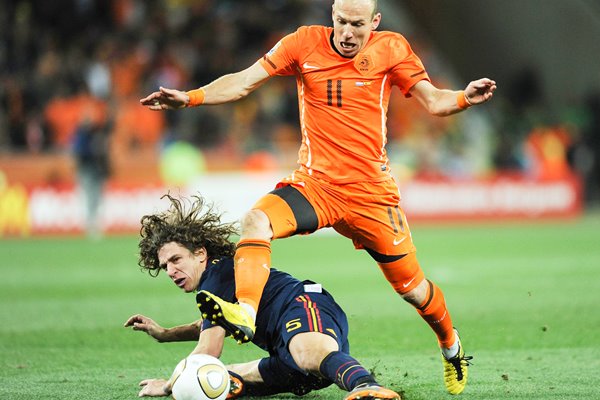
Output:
top-left (1, 0), bottom-right (600, 204)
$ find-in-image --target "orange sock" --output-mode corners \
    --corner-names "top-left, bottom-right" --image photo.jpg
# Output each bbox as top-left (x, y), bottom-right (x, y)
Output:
top-left (234, 239), bottom-right (271, 312)
top-left (416, 280), bottom-right (455, 348)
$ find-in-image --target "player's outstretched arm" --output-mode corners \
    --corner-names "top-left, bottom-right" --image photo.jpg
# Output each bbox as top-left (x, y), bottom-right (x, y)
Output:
top-left (124, 314), bottom-right (201, 342)
top-left (198, 61), bottom-right (271, 105)
top-left (410, 78), bottom-right (497, 117)
top-left (139, 61), bottom-right (271, 110)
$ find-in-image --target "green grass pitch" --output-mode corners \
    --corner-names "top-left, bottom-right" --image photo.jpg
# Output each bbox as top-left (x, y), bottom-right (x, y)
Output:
top-left (1, 214), bottom-right (599, 399)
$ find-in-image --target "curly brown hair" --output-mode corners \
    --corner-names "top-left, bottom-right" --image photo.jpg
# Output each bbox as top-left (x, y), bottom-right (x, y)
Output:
top-left (138, 194), bottom-right (238, 277)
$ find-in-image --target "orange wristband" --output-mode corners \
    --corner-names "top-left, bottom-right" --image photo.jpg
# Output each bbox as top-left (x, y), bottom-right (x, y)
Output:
top-left (456, 91), bottom-right (472, 109)
top-left (186, 88), bottom-right (205, 107)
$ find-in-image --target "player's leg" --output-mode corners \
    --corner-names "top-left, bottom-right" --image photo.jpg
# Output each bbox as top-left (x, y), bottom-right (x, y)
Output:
top-left (343, 178), bottom-right (470, 394)
top-left (375, 253), bottom-right (455, 347)
top-left (254, 355), bottom-right (331, 397)
top-left (372, 253), bottom-right (471, 394)
top-left (237, 185), bottom-right (319, 309)
top-left (234, 208), bottom-right (273, 320)
top-left (196, 207), bottom-right (272, 343)
top-left (225, 358), bottom-right (328, 398)
top-left (287, 295), bottom-right (367, 385)
top-left (198, 183), bottom-right (321, 343)
top-left (288, 332), bottom-right (400, 400)
top-left (282, 289), bottom-right (400, 399)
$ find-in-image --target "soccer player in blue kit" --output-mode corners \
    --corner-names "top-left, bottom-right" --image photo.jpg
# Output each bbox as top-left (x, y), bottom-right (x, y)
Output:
top-left (124, 194), bottom-right (400, 400)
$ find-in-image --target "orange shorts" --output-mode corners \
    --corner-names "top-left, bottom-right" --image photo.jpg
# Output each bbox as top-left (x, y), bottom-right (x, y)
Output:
top-left (252, 169), bottom-right (416, 258)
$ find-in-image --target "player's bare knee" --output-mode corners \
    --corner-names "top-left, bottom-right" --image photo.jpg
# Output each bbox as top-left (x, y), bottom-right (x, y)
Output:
top-left (289, 332), bottom-right (339, 373)
top-left (292, 346), bottom-right (322, 372)
top-left (401, 279), bottom-right (428, 306)
top-left (240, 209), bottom-right (273, 240)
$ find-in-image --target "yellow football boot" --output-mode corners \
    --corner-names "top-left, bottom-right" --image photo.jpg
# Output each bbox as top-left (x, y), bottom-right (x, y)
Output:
top-left (197, 290), bottom-right (256, 344)
top-left (442, 329), bottom-right (473, 395)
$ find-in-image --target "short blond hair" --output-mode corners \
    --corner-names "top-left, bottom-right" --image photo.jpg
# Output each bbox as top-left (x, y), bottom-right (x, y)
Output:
top-left (334, 0), bottom-right (378, 18)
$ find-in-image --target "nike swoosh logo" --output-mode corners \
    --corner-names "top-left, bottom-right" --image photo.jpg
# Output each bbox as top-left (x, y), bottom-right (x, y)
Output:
top-left (303, 62), bottom-right (319, 69)
top-left (403, 277), bottom-right (416, 288)
top-left (393, 237), bottom-right (406, 246)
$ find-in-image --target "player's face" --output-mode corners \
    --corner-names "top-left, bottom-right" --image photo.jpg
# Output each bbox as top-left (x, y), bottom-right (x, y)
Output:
top-left (332, 0), bottom-right (381, 58)
top-left (158, 242), bottom-right (207, 293)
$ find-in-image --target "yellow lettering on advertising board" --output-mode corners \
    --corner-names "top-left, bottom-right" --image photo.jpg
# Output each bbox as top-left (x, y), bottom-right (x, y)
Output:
top-left (0, 184), bottom-right (31, 237)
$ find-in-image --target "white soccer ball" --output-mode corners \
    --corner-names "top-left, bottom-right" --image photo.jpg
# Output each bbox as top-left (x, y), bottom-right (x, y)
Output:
top-left (170, 354), bottom-right (230, 400)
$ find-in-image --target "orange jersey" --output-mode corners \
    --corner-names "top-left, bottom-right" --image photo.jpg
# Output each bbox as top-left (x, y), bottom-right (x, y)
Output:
top-left (259, 25), bottom-right (430, 184)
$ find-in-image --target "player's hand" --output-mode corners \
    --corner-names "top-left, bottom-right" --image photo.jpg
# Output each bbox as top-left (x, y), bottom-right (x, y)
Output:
top-left (138, 378), bottom-right (169, 397)
top-left (464, 78), bottom-right (497, 105)
top-left (140, 86), bottom-right (189, 110)
top-left (124, 314), bottom-right (167, 342)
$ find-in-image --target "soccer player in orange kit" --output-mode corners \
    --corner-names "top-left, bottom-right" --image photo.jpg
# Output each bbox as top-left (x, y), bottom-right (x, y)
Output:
top-left (140, 0), bottom-right (496, 395)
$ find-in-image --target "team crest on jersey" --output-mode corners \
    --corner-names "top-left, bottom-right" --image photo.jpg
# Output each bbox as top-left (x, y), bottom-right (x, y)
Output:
top-left (355, 54), bottom-right (373, 75)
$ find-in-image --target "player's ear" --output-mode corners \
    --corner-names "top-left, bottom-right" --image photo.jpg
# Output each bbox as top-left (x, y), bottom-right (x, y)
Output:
top-left (194, 247), bottom-right (207, 262)
top-left (371, 12), bottom-right (381, 30)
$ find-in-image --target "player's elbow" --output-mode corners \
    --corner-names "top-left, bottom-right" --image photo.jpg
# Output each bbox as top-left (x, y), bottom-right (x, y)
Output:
top-left (225, 84), bottom-right (254, 102)
top-left (237, 81), bottom-right (259, 100)
top-left (231, 72), bottom-right (261, 101)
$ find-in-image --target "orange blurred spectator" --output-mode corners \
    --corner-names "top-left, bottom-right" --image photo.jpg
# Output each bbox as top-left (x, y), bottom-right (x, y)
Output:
top-left (44, 91), bottom-right (107, 149)
top-left (110, 49), bottom-right (146, 99)
top-left (243, 151), bottom-right (278, 172)
top-left (525, 126), bottom-right (573, 180)
top-left (111, 97), bottom-right (166, 153)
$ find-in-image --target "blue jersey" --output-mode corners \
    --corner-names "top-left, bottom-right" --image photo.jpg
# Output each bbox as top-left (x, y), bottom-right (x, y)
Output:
top-left (197, 257), bottom-right (318, 352)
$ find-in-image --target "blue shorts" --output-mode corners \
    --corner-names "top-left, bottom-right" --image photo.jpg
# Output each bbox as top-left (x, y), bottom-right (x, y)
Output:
top-left (257, 283), bottom-right (350, 393)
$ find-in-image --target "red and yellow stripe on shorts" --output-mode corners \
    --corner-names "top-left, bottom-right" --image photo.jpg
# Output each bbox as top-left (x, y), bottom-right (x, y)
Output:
top-left (295, 295), bottom-right (323, 332)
